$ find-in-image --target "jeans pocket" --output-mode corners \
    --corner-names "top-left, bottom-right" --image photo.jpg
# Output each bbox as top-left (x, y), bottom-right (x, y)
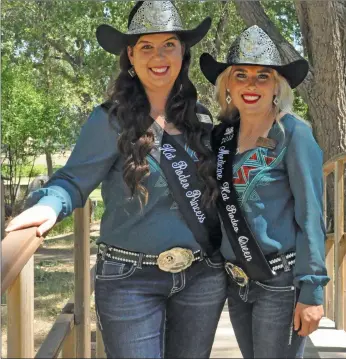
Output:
top-left (96, 259), bottom-right (137, 281)
top-left (254, 271), bottom-right (295, 292)
top-left (254, 281), bottom-right (295, 292)
top-left (204, 257), bottom-right (225, 269)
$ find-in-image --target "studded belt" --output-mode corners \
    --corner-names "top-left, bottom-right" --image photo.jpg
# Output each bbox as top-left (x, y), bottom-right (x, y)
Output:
top-left (266, 250), bottom-right (296, 272)
top-left (225, 250), bottom-right (296, 287)
top-left (98, 244), bottom-right (203, 273)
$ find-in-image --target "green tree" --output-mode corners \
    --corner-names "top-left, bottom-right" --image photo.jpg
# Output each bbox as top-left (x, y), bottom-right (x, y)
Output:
top-left (2, 58), bottom-right (44, 209)
top-left (1, 0), bottom-right (134, 172)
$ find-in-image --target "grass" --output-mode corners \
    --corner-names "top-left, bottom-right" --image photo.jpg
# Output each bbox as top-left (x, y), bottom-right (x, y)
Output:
top-left (48, 216), bottom-right (75, 237)
top-left (2, 164), bottom-right (63, 179)
top-left (90, 188), bottom-right (102, 201)
top-left (34, 261), bottom-right (75, 318)
top-left (47, 201), bottom-right (104, 237)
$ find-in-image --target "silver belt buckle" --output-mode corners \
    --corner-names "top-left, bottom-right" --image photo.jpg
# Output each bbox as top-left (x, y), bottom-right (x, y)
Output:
top-left (225, 262), bottom-right (249, 287)
top-left (157, 247), bottom-right (194, 273)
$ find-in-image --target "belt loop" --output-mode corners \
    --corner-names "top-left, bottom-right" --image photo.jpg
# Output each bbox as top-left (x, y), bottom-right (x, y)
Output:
top-left (280, 254), bottom-right (290, 272)
top-left (137, 253), bottom-right (144, 269)
top-left (97, 244), bottom-right (106, 256)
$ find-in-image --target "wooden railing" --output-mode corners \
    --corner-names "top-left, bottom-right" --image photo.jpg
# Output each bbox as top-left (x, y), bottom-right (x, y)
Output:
top-left (1, 201), bottom-right (106, 358)
top-left (1, 152), bottom-right (346, 357)
top-left (323, 152), bottom-right (346, 331)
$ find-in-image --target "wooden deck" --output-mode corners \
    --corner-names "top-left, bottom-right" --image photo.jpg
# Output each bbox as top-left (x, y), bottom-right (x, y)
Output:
top-left (211, 308), bottom-right (346, 358)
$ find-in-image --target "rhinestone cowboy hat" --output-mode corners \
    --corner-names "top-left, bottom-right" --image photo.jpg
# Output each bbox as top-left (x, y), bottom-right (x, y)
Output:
top-left (96, 1), bottom-right (211, 55)
top-left (200, 25), bottom-right (309, 89)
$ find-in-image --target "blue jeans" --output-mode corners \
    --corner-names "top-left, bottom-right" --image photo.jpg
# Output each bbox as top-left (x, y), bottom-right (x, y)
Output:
top-left (95, 253), bottom-right (227, 358)
top-left (227, 270), bottom-right (306, 358)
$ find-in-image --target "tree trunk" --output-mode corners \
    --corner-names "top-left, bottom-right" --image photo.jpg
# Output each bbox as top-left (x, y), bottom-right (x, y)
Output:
top-left (293, 0), bottom-right (346, 159)
top-left (233, 0), bottom-right (346, 230)
top-left (292, 1), bottom-right (346, 231)
top-left (45, 150), bottom-right (53, 177)
top-left (233, 0), bottom-right (346, 161)
top-left (211, 1), bottom-right (230, 58)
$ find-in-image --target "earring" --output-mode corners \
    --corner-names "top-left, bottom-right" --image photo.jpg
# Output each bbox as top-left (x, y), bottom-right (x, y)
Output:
top-left (226, 89), bottom-right (232, 105)
top-left (273, 95), bottom-right (279, 106)
top-left (128, 66), bottom-right (136, 78)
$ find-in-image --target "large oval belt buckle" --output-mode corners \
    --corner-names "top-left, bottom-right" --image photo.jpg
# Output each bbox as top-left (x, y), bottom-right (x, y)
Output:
top-left (157, 248), bottom-right (194, 273)
top-left (225, 262), bottom-right (249, 287)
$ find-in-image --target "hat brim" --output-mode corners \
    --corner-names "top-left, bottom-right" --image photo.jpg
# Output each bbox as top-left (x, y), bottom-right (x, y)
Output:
top-left (97, 17), bottom-right (211, 56)
top-left (199, 53), bottom-right (309, 89)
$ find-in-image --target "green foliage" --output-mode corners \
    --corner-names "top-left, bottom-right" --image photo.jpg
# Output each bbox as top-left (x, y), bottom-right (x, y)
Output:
top-left (1, 164), bottom-right (62, 179)
top-left (175, 1), bottom-right (245, 116)
top-left (261, 1), bottom-right (302, 49)
top-left (293, 91), bottom-right (308, 120)
top-left (2, 0), bottom-right (135, 115)
top-left (47, 201), bottom-right (104, 236)
top-left (49, 215), bottom-right (75, 236)
top-left (93, 201), bottom-right (105, 221)
top-left (2, 0), bottom-right (308, 197)
top-left (20, 164), bottom-right (46, 177)
top-left (2, 0), bottom-right (306, 123)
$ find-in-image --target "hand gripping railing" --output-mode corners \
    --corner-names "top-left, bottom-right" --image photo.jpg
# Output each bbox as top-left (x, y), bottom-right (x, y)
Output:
top-left (1, 200), bottom-right (106, 358)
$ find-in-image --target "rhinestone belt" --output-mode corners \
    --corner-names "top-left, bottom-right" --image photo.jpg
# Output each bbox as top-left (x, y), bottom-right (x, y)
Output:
top-left (225, 251), bottom-right (296, 287)
top-left (98, 244), bottom-right (203, 273)
top-left (265, 250), bottom-right (296, 272)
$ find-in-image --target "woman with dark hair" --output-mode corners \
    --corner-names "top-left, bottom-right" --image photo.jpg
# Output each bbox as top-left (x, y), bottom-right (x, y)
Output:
top-left (6, 2), bottom-right (227, 358)
top-left (200, 25), bottom-right (329, 358)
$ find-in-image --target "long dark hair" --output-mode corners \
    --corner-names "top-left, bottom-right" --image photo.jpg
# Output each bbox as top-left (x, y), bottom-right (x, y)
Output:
top-left (107, 44), bottom-right (219, 207)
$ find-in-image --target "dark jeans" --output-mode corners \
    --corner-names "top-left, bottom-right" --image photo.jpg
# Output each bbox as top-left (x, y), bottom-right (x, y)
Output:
top-left (95, 254), bottom-right (227, 358)
top-left (227, 270), bottom-right (306, 358)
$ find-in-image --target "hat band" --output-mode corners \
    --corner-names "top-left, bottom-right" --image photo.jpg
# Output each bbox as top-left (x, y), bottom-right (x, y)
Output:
top-left (230, 57), bottom-right (283, 66)
top-left (127, 24), bottom-right (184, 35)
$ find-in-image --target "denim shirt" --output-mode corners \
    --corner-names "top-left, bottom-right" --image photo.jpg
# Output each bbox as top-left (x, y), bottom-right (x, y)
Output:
top-left (27, 104), bottom-right (217, 254)
top-left (220, 114), bottom-right (330, 305)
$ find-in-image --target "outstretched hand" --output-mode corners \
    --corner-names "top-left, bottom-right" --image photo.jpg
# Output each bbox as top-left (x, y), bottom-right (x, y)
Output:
top-left (6, 205), bottom-right (58, 237)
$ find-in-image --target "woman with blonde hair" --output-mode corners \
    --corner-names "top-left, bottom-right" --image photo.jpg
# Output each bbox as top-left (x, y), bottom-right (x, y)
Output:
top-left (200, 25), bottom-right (329, 358)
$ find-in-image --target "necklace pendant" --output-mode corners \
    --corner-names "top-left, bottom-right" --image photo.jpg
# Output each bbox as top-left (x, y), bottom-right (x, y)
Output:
top-left (256, 137), bottom-right (277, 150)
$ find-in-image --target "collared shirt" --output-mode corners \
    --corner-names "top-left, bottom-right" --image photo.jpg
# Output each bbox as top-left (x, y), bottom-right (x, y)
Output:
top-left (220, 114), bottom-right (329, 305)
top-left (27, 104), bottom-right (216, 254)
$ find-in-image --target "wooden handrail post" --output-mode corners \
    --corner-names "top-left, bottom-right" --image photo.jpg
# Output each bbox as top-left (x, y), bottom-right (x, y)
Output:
top-left (7, 257), bottom-right (34, 358)
top-left (96, 327), bottom-right (106, 358)
top-left (1, 178), bottom-right (5, 239)
top-left (62, 326), bottom-right (76, 358)
top-left (74, 201), bottom-right (91, 358)
top-left (334, 159), bottom-right (345, 330)
top-left (323, 176), bottom-right (335, 321)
